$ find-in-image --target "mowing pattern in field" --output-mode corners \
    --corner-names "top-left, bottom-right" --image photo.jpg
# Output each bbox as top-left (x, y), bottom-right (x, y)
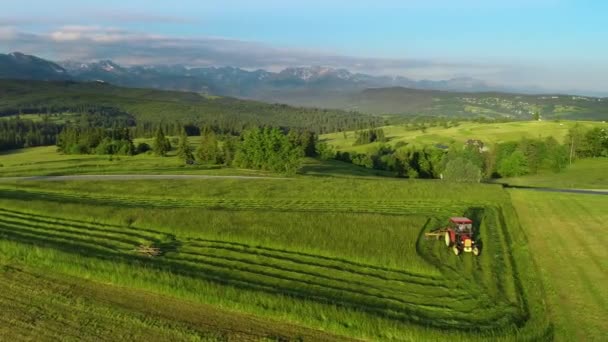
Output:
top-left (0, 265), bottom-right (354, 342)
top-left (0, 192), bottom-right (531, 339)
top-left (0, 186), bottom-right (473, 216)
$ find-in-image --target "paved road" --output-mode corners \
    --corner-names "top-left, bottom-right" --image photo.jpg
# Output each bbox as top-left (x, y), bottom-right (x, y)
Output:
top-left (0, 174), bottom-right (289, 182)
top-left (502, 184), bottom-right (608, 195)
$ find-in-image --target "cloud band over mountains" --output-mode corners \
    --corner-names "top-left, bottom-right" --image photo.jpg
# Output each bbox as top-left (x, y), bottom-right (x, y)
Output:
top-left (0, 25), bottom-right (502, 79)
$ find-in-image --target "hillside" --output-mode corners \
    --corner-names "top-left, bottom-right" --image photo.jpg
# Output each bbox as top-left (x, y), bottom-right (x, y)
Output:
top-left (302, 87), bottom-right (608, 120)
top-left (321, 120), bottom-right (606, 152)
top-left (0, 79), bottom-right (381, 133)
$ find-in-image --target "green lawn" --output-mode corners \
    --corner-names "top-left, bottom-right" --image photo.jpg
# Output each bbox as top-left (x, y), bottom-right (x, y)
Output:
top-left (510, 190), bottom-right (608, 341)
top-left (321, 120), bottom-right (606, 152)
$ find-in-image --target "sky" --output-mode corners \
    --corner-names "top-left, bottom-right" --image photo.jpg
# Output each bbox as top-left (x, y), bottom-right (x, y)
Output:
top-left (0, 0), bottom-right (607, 95)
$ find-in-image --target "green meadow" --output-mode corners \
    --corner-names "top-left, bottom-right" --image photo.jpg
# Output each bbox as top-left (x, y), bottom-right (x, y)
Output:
top-left (0, 175), bottom-right (551, 341)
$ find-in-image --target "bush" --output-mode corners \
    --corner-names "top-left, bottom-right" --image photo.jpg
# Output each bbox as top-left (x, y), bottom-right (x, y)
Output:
top-left (443, 157), bottom-right (481, 182)
top-left (136, 142), bottom-right (151, 154)
top-left (497, 150), bottom-right (528, 177)
top-left (315, 142), bottom-right (335, 161)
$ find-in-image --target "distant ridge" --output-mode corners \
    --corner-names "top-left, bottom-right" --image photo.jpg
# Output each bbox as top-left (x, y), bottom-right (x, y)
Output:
top-left (0, 52), bottom-right (70, 81)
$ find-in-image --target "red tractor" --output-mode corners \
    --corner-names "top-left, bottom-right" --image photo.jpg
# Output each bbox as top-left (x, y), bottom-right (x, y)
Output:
top-left (425, 217), bottom-right (480, 256)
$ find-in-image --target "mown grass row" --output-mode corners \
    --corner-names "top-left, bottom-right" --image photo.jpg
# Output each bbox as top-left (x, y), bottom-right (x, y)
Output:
top-left (0, 187), bottom-right (469, 216)
top-left (0, 206), bottom-right (528, 336)
top-left (0, 265), bottom-right (215, 341)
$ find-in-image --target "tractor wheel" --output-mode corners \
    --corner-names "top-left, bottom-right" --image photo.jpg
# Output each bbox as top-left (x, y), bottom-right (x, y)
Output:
top-left (453, 246), bottom-right (460, 255)
top-left (444, 231), bottom-right (452, 247)
top-left (472, 246), bottom-right (480, 256)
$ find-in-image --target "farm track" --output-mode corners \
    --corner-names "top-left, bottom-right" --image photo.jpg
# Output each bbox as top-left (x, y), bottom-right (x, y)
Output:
top-left (0, 204), bottom-right (526, 334)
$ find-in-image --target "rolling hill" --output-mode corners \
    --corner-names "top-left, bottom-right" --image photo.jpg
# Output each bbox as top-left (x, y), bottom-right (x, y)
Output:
top-left (0, 79), bottom-right (381, 133)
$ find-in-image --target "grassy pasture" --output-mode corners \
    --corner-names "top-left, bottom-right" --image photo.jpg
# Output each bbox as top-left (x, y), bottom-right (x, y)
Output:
top-left (321, 120), bottom-right (606, 152)
top-left (0, 144), bottom-right (271, 177)
top-left (498, 158), bottom-right (608, 189)
top-left (510, 190), bottom-right (608, 341)
top-left (0, 177), bottom-right (550, 340)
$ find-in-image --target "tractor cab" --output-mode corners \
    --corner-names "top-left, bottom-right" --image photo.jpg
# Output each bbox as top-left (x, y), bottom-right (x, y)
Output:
top-left (445, 217), bottom-right (478, 256)
top-left (424, 217), bottom-right (480, 256)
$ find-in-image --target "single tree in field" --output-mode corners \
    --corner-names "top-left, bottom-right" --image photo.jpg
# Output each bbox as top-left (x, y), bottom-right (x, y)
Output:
top-left (196, 129), bottom-right (220, 163)
top-left (153, 127), bottom-right (171, 156)
top-left (176, 129), bottom-right (194, 164)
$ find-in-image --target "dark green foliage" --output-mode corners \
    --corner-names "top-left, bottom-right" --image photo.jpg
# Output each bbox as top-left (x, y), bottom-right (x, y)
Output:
top-left (56, 126), bottom-right (135, 155)
top-left (288, 129), bottom-right (317, 157)
top-left (136, 142), bottom-right (151, 154)
top-left (0, 80), bottom-right (383, 135)
top-left (490, 136), bottom-right (572, 178)
top-left (176, 129), bottom-right (194, 164)
top-left (0, 117), bottom-right (61, 150)
top-left (354, 128), bottom-right (387, 145)
top-left (315, 141), bottom-right (335, 161)
top-left (336, 145), bottom-right (444, 179)
top-left (152, 127), bottom-right (171, 156)
top-left (234, 127), bottom-right (304, 175)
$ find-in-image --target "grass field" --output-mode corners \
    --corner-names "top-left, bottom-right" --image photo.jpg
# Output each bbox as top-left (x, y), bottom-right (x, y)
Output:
top-left (510, 190), bottom-right (608, 341)
top-left (321, 120), bottom-right (606, 152)
top-left (498, 158), bottom-right (608, 189)
top-left (0, 176), bottom-right (551, 340)
top-left (0, 144), bottom-right (272, 177)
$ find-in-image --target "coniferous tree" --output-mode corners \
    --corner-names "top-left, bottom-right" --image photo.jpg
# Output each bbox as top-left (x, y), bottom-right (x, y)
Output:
top-left (153, 127), bottom-right (171, 156)
top-left (176, 129), bottom-right (194, 164)
top-left (196, 129), bottom-right (220, 163)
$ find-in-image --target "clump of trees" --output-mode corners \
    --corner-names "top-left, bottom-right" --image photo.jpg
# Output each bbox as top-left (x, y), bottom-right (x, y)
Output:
top-left (57, 126), bottom-right (135, 155)
top-left (354, 128), bottom-right (387, 145)
top-left (566, 125), bottom-right (608, 159)
top-left (234, 127), bottom-right (304, 175)
top-left (0, 117), bottom-right (61, 151)
top-left (337, 144), bottom-right (444, 179)
top-left (333, 128), bottom-right (600, 182)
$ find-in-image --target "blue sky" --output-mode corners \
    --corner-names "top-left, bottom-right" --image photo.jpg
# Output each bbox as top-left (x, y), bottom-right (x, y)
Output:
top-left (1, 0), bottom-right (607, 94)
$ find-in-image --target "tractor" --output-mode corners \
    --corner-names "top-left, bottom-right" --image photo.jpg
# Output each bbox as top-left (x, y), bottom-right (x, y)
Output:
top-left (425, 217), bottom-right (480, 256)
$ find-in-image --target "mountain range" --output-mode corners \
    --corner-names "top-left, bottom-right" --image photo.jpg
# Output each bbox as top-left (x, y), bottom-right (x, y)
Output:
top-left (1, 51), bottom-right (508, 97)
top-left (1, 52), bottom-right (607, 120)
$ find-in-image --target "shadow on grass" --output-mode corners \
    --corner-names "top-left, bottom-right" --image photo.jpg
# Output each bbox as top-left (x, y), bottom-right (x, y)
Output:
top-left (298, 159), bottom-right (395, 179)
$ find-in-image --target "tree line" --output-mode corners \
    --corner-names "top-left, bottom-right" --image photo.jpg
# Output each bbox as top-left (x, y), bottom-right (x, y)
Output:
top-left (0, 117), bottom-right (61, 151)
top-left (334, 125), bottom-right (607, 182)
